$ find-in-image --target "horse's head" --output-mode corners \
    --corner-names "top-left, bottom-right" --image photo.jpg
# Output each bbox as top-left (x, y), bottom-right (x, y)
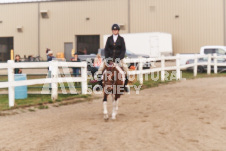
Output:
top-left (103, 62), bottom-right (116, 93)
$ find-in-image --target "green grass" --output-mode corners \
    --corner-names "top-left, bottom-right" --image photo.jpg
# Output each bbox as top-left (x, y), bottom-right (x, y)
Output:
top-left (0, 75), bottom-right (8, 82)
top-left (38, 105), bottom-right (48, 109)
top-left (0, 94), bottom-right (91, 111)
top-left (0, 75), bottom-right (46, 82)
top-left (132, 70), bottom-right (226, 89)
top-left (27, 82), bottom-right (82, 91)
top-left (0, 74), bottom-right (89, 111)
top-left (0, 83), bottom-right (82, 92)
top-left (0, 75), bottom-right (82, 91)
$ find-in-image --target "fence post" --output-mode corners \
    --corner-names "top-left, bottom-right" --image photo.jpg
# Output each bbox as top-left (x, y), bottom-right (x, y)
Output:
top-left (81, 62), bottom-right (88, 94)
top-left (161, 55), bottom-right (165, 81)
top-left (213, 53), bottom-right (217, 74)
top-left (176, 54), bottom-right (181, 80)
top-left (51, 60), bottom-right (58, 101)
top-left (207, 54), bottom-right (211, 75)
top-left (8, 60), bottom-right (15, 107)
top-left (193, 54), bottom-right (198, 77)
top-left (138, 57), bottom-right (143, 84)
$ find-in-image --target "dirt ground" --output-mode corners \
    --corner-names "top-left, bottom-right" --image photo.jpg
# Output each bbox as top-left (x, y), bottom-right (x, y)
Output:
top-left (1, 77), bottom-right (226, 151)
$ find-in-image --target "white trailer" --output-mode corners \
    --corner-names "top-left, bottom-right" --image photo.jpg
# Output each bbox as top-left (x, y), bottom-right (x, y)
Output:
top-left (103, 32), bottom-right (173, 57)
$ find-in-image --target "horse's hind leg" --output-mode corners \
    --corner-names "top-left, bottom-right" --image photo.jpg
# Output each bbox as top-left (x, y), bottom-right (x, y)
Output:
top-left (112, 94), bottom-right (118, 120)
top-left (103, 94), bottom-right (109, 120)
top-left (115, 94), bottom-right (121, 112)
top-left (103, 102), bottom-right (109, 120)
top-left (116, 99), bottom-right (119, 112)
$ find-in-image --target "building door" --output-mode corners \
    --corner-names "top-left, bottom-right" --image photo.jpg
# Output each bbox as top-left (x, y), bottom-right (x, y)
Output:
top-left (64, 42), bottom-right (73, 61)
top-left (76, 35), bottom-right (100, 55)
top-left (0, 37), bottom-right (13, 62)
top-left (149, 36), bottom-right (159, 57)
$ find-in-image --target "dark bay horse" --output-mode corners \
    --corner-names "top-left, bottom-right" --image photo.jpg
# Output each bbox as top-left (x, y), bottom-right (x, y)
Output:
top-left (102, 62), bottom-right (125, 120)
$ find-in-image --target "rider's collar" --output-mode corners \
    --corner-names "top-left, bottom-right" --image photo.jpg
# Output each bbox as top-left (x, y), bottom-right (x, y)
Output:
top-left (113, 34), bottom-right (118, 42)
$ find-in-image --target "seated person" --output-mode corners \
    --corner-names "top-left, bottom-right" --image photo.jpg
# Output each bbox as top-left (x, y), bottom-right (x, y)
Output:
top-left (89, 54), bottom-right (102, 80)
top-left (14, 54), bottom-right (22, 74)
top-left (93, 54), bottom-right (102, 69)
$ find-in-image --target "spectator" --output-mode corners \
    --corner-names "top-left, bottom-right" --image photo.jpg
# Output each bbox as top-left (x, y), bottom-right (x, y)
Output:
top-left (14, 55), bottom-right (22, 74)
top-left (83, 47), bottom-right (87, 55)
top-left (46, 48), bottom-right (51, 60)
top-left (71, 52), bottom-right (81, 77)
top-left (47, 51), bottom-right (55, 91)
top-left (71, 52), bottom-right (81, 86)
top-left (78, 47), bottom-right (87, 55)
top-left (89, 54), bottom-right (102, 78)
top-left (89, 54), bottom-right (102, 83)
top-left (47, 50), bottom-right (55, 61)
top-left (93, 54), bottom-right (102, 69)
top-left (28, 55), bottom-right (34, 61)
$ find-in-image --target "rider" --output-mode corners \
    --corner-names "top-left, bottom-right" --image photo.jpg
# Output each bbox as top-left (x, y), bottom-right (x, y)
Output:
top-left (97, 24), bottom-right (129, 92)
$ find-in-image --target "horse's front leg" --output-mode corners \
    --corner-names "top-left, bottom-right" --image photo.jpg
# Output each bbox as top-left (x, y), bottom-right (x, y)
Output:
top-left (112, 94), bottom-right (119, 120)
top-left (103, 93), bottom-right (109, 120)
top-left (116, 98), bottom-right (119, 112)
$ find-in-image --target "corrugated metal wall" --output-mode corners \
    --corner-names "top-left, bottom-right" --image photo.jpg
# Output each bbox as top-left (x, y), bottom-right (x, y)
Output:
top-left (0, 3), bottom-right (38, 57)
top-left (0, 0), bottom-right (225, 59)
top-left (39, 0), bottom-right (128, 58)
top-left (130, 0), bottom-right (224, 54)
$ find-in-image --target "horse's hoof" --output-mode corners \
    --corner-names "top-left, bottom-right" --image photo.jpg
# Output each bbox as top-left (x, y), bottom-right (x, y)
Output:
top-left (112, 114), bottom-right (117, 120)
top-left (104, 114), bottom-right (109, 120)
top-left (112, 116), bottom-right (116, 120)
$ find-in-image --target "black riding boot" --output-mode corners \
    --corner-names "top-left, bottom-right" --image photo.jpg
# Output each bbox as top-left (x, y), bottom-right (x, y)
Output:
top-left (98, 79), bottom-right (103, 87)
top-left (124, 76), bottom-right (129, 92)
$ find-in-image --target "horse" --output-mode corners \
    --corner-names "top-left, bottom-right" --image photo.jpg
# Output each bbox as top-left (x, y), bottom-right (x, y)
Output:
top-left (102, 62), bottom-right (126, 120)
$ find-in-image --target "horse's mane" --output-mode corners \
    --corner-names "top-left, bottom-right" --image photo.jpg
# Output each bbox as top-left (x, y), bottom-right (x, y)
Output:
top-left (104, 63), bottom-right (125, 86)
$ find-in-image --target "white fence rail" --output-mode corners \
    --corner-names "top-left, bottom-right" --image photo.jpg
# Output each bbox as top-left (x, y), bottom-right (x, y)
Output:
top-left (1, 53), bottom-right (226, 108)
top-left (0, 60), bottom-right (87, 107)
top-left (125, 53), bottom-right (226, 84)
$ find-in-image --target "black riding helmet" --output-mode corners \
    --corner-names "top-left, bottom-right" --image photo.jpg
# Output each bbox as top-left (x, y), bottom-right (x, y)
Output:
top-left (112, 24), bottom-right (120, 30)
